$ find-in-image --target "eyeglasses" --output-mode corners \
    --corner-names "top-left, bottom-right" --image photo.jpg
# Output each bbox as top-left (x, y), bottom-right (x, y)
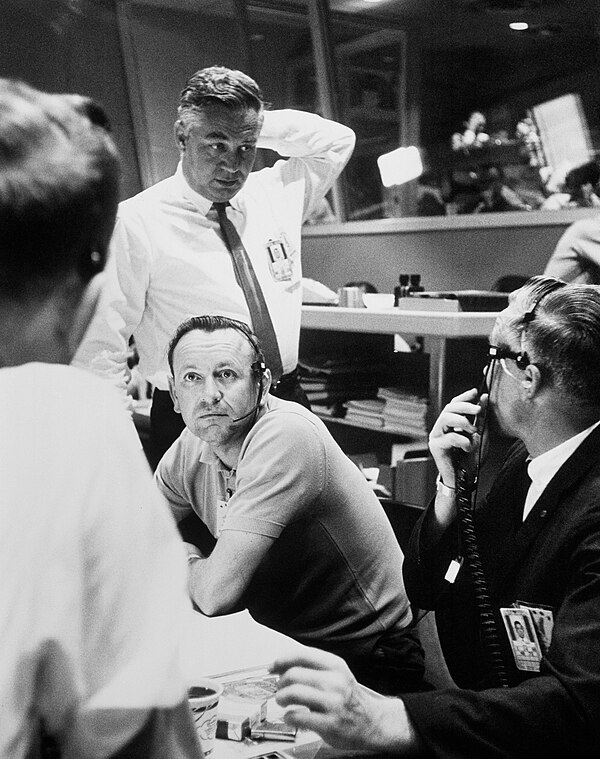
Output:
top-left (498, 357), bottom-right (520, 380)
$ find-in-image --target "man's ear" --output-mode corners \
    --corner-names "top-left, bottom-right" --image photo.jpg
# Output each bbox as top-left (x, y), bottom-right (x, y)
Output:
top-left (259, 368), bottom-right (272, 403)
top-left (67, 272), bottom-right (105, 358)
top-left (168, 374), bottom-right (181, 413)
top-left (174, 120), bottom-right (186, 152)
top-left (522, 364), bottom-right (543, 398)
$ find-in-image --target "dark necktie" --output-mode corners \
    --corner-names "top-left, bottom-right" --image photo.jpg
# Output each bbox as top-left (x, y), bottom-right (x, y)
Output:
top-left (212, 202), bottom-right (284, 382)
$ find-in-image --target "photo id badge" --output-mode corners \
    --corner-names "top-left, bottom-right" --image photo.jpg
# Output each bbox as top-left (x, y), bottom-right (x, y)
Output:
top-left (516, 601), bottom-right (555, 656)
top-left (500, 606), bottom-right (542, 672)
top-left (266, 239), bottom-right (292, 282)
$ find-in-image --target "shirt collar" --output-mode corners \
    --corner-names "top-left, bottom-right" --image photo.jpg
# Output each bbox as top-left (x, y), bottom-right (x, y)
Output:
top-left (527, 419), bottom-right (600, 494)
top-left (175, 162), bottom-right (213, 215)
top-left (198, 440), bottom-right (233, 474)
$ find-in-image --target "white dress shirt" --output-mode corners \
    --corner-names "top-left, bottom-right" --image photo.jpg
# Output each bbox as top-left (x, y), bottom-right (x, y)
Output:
top-left (73, 109), bottom-right (355, 396)
top-left (523, 420), bottom-right (600, 520)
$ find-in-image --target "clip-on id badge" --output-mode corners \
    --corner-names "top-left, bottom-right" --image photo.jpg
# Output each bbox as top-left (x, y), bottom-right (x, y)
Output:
top-left (266, 239), bottom-right (292, 282)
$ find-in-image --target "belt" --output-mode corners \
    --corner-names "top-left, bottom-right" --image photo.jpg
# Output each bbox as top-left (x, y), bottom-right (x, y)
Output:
top-left (272, 367), bottom-right (301, 391)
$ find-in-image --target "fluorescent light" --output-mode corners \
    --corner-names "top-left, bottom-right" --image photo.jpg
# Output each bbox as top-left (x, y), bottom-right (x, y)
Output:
top-left (509, 22), bottom-right (529, 31)
top-left (377, 146), bottom-right (423, 187)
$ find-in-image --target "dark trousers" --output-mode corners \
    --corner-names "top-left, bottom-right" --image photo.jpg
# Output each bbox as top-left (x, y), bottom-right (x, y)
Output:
top-left (147, 368), bottom-right (310, 471)
top-left (346, 626), bottom-right (429, 696)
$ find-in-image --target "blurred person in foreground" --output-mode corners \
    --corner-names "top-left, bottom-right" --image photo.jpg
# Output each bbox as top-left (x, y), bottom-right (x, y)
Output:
top-left (273, 276), bottom-right (600, 758)
top-left (0, 79), bottom-right (201, 758)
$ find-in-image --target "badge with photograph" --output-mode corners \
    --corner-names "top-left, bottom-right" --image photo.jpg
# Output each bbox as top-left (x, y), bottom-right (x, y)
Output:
top-left (266, 238), bottom-right (292, 282)
top-left (516, 601), bottom-right (554, 656)
top-left (500, 606), bottom-right (543, 672)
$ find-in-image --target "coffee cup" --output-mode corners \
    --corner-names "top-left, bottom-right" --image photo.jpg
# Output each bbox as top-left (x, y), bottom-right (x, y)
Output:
top-left (188, 678), bottom-right (223, 756)
top-left (337, 286), bottom-right (365, 308)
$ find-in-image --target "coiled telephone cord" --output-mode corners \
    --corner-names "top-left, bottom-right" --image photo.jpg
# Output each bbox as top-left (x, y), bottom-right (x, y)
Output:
top-left (455, 462), bottom-right (510, 689)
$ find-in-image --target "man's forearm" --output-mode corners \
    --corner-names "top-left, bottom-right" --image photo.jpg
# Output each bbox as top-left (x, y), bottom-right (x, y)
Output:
top-left (257, 109), bottom-right (355, 161)
top-left (186, 551), bottom-right (238, 616)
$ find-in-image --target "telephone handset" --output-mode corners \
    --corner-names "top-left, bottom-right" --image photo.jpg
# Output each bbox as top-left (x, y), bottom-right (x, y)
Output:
top-left (452, 377), bottom-right (510, 688)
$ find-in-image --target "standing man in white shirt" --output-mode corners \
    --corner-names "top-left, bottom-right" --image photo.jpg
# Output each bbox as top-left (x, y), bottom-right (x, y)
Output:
top-left (73, 65), bottom-right (355, 466)
top-left (0, 79), bottom-right (201, 759)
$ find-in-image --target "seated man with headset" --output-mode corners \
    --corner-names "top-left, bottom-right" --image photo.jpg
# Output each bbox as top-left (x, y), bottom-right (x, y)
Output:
top-left (154, 314), bottom-right (424, 696)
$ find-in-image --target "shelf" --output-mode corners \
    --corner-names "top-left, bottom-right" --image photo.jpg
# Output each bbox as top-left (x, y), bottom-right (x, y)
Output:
top-left (313, 410), bottom-right (427, 440)
top-left (301, 306), bottom-right (497, 337)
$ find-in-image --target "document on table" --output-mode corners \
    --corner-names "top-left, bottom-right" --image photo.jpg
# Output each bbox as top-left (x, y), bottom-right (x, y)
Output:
top-left (183, 608), bottom-right (304, 681)
top-left (182, 609), bottom-right (384, 759)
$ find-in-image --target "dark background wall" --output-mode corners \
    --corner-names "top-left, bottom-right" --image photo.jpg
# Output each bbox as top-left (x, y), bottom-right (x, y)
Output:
top-left (1, 0), bottom-right (141, 200)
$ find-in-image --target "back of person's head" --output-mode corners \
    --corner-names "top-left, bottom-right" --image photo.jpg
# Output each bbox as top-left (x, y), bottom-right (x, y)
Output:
top-left (504, 275), bottom-right (600, 408)
top-left (565, 160), bottom-right (600, 194)
top-left (167, 314), bottom-right (265, 374)
top-left (0, 79), bottom-right (120, 302)
top-left (344, 281), bottom-right (378, 294)
top-left (177, 66), bottom-right (264, 127)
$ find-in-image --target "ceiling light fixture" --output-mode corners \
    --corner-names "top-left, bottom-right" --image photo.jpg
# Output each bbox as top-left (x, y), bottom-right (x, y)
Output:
top-left (509, 22), bottom-right (529, 30)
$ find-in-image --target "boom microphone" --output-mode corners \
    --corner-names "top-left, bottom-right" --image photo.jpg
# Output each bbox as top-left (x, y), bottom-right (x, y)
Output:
top-left (231, 398), bottom-right (262, 423)
top-left (231, 368), bottom-right (265, 423)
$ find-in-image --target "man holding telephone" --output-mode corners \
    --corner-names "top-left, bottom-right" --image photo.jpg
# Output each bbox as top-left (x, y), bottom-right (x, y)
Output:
top-left (272, 276), bottom-right (600, 758)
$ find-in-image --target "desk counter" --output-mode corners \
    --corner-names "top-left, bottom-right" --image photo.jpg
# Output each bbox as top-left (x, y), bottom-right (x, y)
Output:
top-left (301, 305), bottom-right (497, 338)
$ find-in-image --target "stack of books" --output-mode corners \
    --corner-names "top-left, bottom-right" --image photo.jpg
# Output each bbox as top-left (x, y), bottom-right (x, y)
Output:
top-left (299, 356), bottom-right (382, 415)
top-left (377, 387), bottom-right (429, 436)
top-left (343, 398), bottom-right (386, 428)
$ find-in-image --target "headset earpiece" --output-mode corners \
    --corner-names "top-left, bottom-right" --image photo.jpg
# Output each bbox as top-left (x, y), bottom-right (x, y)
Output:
top-left (515, 353), bottom-right (530, 370)
top-left (251, 359), bottom-right (266, 379)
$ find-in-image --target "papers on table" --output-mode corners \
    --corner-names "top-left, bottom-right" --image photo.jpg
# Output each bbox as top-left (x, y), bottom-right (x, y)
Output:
top-left (182, 610), bottom-right (322, 759)
top-left (182, 609), bottom-right (304, 682)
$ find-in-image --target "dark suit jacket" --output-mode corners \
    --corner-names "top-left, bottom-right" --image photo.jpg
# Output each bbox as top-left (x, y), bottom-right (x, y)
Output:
top-left (402, 424), bottom-right (600, 758)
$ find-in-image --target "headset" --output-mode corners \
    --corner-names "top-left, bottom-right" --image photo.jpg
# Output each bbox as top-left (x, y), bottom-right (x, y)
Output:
top-left (231, 357), bottom-right (267, 423)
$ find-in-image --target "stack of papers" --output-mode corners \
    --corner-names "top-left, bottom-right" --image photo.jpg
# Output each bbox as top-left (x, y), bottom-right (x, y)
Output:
top-left (377, 387), bottom-right (429, 436)
top-left (183, 609), bottom-right (303, 681)
top-left (299, 356), bottom-right (381, 411)
top-left (343, 398), bottom-right (385, 428)
top-left (182, 610), bottom-right (322, 759)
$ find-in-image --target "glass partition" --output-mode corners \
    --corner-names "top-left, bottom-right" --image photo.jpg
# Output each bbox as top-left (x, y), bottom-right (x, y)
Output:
top-left (13, 0), bottom-right (593, 229)
top-left (248, 0), bottom-right (600, 226)
top-left (101, 0), bottom-right (600, 227)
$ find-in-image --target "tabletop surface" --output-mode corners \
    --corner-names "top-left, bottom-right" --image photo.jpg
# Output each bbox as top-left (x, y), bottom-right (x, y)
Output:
top-left (301, 305), bottom-right (497, 337)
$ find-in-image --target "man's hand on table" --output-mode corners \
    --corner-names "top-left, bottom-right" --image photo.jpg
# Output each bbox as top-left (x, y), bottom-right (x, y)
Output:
top-left (270, 647), bottom-right (424, 755)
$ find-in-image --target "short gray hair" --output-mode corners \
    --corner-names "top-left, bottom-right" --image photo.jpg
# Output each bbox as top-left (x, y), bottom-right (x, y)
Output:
top-left (177, 66), bottom-right (264, 129)
top-left (501, 275), bottom-right (600, 407)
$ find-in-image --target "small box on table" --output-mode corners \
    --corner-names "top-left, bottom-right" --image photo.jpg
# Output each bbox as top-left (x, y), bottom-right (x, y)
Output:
top-left (216, 675), bottom-right (274, 741)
